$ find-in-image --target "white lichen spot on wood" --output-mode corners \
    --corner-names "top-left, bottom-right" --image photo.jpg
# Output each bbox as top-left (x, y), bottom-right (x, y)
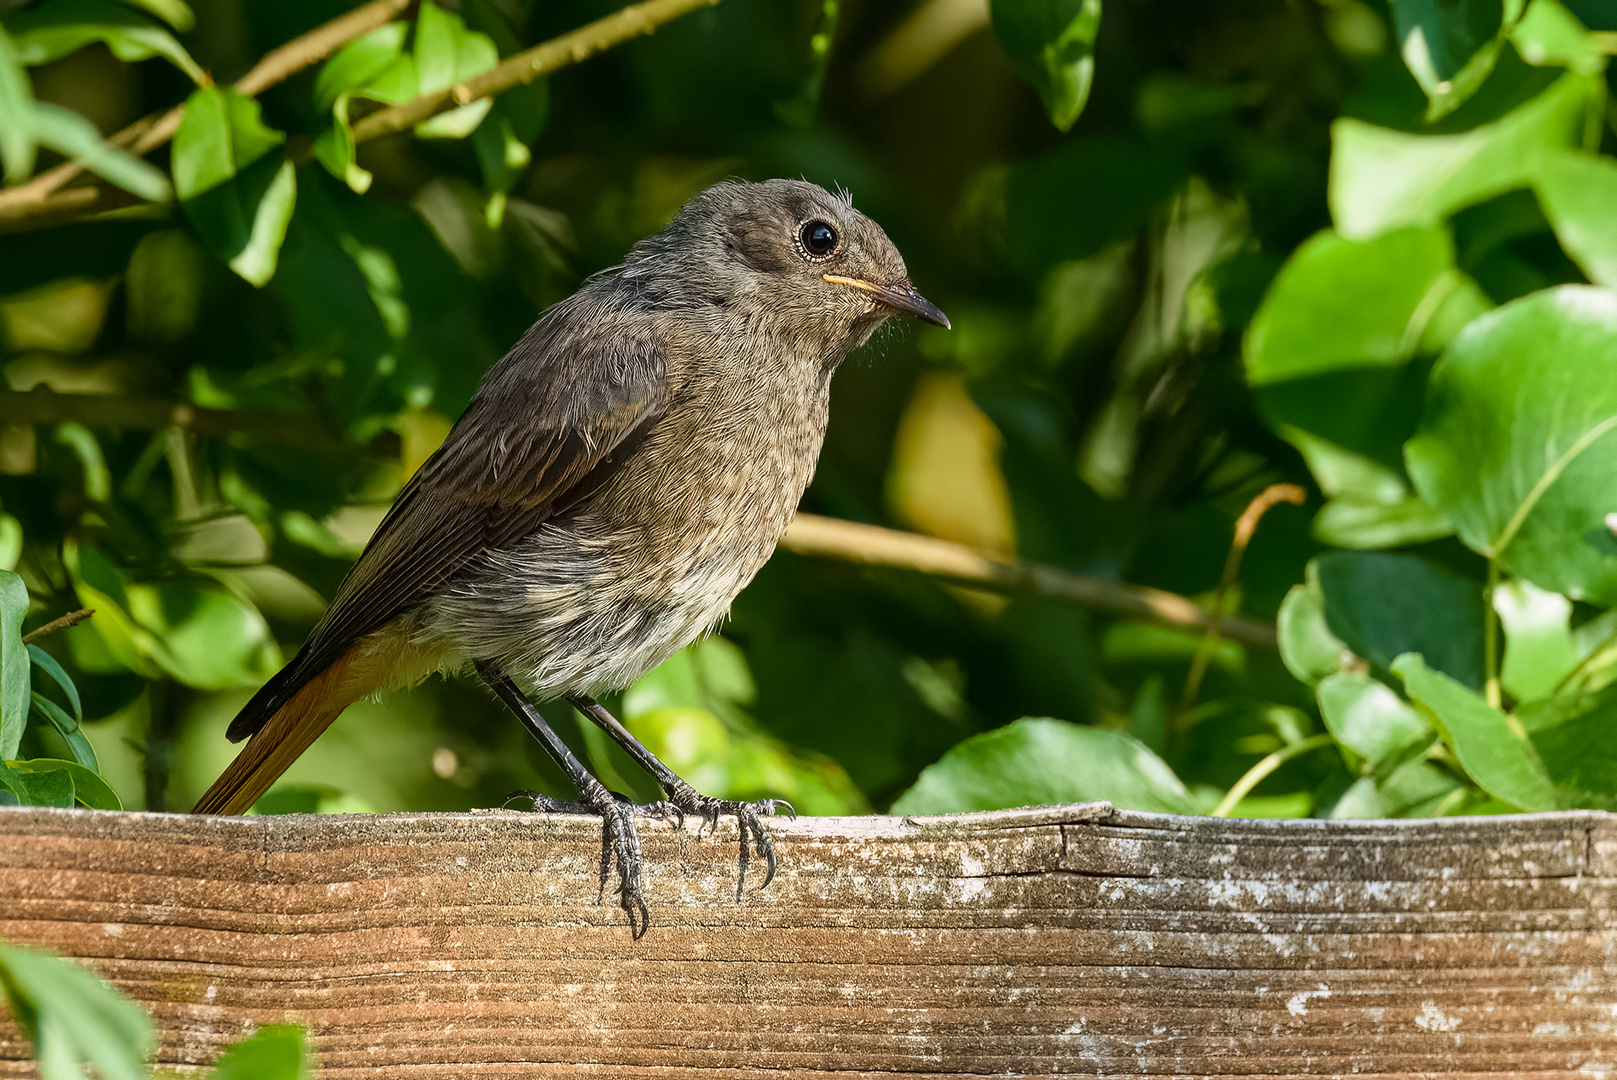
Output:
top-left (1286, 984), bottom-right (1331, 1016)
top-left (1415, 1002), bottom-right (1462, 1032)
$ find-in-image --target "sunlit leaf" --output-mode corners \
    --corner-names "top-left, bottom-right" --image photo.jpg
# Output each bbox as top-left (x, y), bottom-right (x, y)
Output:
top-left (208, 1024), bottom-right (309, 1080)
top-left (1495, 578), bottom-right (1579, 703)
top-left (1406, 286), bottom-right (1617, 604)
top-left (172, 87), bottom-right (285, 201)
top-left (117, 0), bottom-right (194, 32)
top-left (314, 22), bottom-right (409, 111)
top-left (0, 26), bottom-right (37, 184)
top-left (413, 2), bottom-right (498, 139)
top-left (8, 0), bottom-right (203, 83)
top-left (1394, 652), bottom-right (1558, 810)
top-left (990, 0), bottom-right (1103, 131)
top-left (890, 717), bottom-right (1196, 814)
top-left (1328, 759), bottom-right (1460, 818)
top-left (1246, 227), bottom-right (1479, 385)
top-left (1318, 669), bottom-right (1435, 775)
top-left (1511, 0), bottom-right (1605, 74)
top-left (228, 161), bottom-right (297, 287)
top-left (1533, 148), bottom-right (1617, 288)
top-left (0, 570), bottom-right (29, 762)
top-left (28, 102), bottom-right (170, 202)
top-left (1276, 567), bottom-right (1349, 686)
top-left (0, 944), bottom-right (153, 1080)
top-left (1389, 0), bottom-right (1515, 119)
top-left (1330, 73), bottom-right (1598, 239)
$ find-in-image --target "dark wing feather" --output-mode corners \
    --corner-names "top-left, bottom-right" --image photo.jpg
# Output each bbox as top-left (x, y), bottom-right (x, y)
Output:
top-left (227, 294), bottom-right (668, 741)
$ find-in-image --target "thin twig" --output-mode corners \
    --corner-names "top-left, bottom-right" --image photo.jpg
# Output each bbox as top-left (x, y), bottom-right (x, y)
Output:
top-left (0, 388), bottom-right (346, 451)
top-left (350, 0), bottom-right (719, 142)
top-left (21, 609), bottom-right (94, 644)
top-left (0, 0), bottom-right (413, 231)
top-left (780, 513), bottom-right (1278, 649)
top-left (1175, 483), bottom-right (1305, 715)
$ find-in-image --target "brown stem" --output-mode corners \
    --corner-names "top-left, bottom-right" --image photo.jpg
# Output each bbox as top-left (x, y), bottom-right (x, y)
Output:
top-left (780, 513), bottom-right (1278, 649)
top-left (350, 0), bottom-right (720, 143)
top-left (0, 388), bottom-right (345, 452)
top-left (21, 608), bottom-right (94, 645)
top-left (0, 0), bottom-right (414, 232)
top-left (1174, 483), bottom-right (1306, 716)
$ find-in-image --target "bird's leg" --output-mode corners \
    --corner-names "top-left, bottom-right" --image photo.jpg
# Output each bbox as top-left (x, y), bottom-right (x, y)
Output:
top-left (569, 694), bottom-right (794, 902)
top-left (476, 661), bottom-right (652, 938)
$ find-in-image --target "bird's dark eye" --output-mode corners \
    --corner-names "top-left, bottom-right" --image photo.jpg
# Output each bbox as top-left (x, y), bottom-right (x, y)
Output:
top-left (800, 220), bottom-right (838, 258)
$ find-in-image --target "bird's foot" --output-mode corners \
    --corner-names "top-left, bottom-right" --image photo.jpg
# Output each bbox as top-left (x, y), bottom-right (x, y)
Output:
top-left (505, 786), bottom-right (675, 938)
top-left (665, 787), bottom-right (795, 901)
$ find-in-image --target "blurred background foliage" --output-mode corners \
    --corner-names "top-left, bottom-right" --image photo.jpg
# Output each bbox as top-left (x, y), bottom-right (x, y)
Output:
top-left (2, 0), bottom-right (1617, 823)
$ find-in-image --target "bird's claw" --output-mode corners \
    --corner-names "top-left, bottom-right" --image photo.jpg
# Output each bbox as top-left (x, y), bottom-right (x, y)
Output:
top-left (503, 786), bottom-right (650, 938)
top-left (672, 791), bottom-right (794, 900)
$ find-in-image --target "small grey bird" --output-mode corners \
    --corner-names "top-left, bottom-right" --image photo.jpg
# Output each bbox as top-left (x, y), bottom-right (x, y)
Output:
top-left (194, 179), bottom-right (949, 934)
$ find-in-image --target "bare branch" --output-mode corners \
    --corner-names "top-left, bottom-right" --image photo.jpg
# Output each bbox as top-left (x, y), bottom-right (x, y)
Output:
top-left (350, 0), bottom-right (720, 143)
top-left (780, 513), bottom-right (1279, 649)
top-left (21, 609), bottom-right (94, 645)
top-left (0, 0), bottom-right (414, 232)
top-left (0, 389), bottom-right (345, 452)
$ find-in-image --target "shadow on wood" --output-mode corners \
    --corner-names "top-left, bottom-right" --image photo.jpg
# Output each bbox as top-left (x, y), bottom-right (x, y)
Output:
top-left (1, 802), bottom-right (1614, 1076)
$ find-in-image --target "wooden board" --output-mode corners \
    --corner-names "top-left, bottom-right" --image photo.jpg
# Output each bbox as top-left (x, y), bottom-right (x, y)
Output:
top-left (1, 803), bottom-right (1614, 1077)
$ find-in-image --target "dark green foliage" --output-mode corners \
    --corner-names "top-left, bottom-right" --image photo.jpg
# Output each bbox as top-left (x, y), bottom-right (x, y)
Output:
top-left (0, 0), bottom-right (1615, 825)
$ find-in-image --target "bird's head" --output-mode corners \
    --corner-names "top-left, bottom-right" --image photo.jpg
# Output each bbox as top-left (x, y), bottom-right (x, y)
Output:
top-left (628, 179), bottom-right (949, 357)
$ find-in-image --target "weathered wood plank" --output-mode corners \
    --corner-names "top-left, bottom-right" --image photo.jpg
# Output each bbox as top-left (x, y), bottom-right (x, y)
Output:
top-left (1, 803), bottom-right (1614, 1076)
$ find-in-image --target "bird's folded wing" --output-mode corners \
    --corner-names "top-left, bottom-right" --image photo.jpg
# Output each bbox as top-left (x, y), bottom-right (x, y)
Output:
top-left (227, 297), bottom-right (668, 741)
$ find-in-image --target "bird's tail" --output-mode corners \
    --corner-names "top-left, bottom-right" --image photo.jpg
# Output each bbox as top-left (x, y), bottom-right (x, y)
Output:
top-left (193, 646), bottom-right (367, 815)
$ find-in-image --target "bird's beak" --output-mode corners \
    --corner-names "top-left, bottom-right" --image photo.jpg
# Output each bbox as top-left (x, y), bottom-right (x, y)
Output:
top-left (823, 275), bottom-right (951, 329)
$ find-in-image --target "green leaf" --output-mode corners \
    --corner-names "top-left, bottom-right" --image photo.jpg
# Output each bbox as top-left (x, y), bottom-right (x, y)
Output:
top-left (1330, 72), bottom-right (1598, 240)
top-left (413, 2), bottom-right (498, 139)
top-left (313, 95), bottom-right (372, 195)
top-left (1317, 551), bottom-right (1486, 688)
top-left (65, 543), bottom-right (281, 690)
top-left (28, 645), bottom-right (81, 723)
top-left (8, 0), bottom-right (203, 83)
top-left (1276, 567), bottom-right (1350, 686)
top-left (0, 26), bottom-right (37, 184)
top-left (990, 0), bottom-right (1102, 131)
top-left (314, 22), bottom-right (409, 111)
top-left (0, 570), bottom-right (29, 762)
top-left (0, 761), bottom-right (73, 807)
top-left (889, 717), bottom-right (1196, 814)
top-left (1406, 286), bottom-right (1617, 603)
top-left (1246, 227), bottom-right (1476, 385)
top-left (0, 944), bottom-right (153, 1080)
top-left (1495, 578), bottom-right (1579, 703)
top-left (1532, 148), bottom-right (1617, 288)
top-left (1389, 0), bottom-right (1515, 119)
top-left (1394, 652), bottom-right (1558, 809)
top-left (117, 0), bottom-right (194, 32)
top-left (27, 101), bottom-right (171, 202)
top-left (1312, 492), bottom-right (1456, 549)
top-left (27, 692), bottom-right (98, 771)
top-left (1318, 670), bottom-right (1436, 775)
top-left (1280, 426), bottom-right (1455, 548)
top-left (8, 757), bottom-right (119, 809)
top-left (1328, 758), bottom-right (1461, 818)
top-left (1511, 0), bottom-right (1606, 74)
top-left (1519, 680), bottom-right (1617, 809)
top-left (227, 161), bottom-right (297, 287)
top-left (172, 87), bottom-right (285, 201)
top-left (208, 1025), bottom-right (310, 1080)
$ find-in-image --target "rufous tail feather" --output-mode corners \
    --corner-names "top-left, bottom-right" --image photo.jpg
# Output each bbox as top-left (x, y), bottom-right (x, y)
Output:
top-left (193, 648), bottom-right (364, 815)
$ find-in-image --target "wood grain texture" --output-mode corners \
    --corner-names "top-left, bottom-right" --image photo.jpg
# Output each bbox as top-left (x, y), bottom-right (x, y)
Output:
top-left (0, 803), bottom-right (1614, 1077)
